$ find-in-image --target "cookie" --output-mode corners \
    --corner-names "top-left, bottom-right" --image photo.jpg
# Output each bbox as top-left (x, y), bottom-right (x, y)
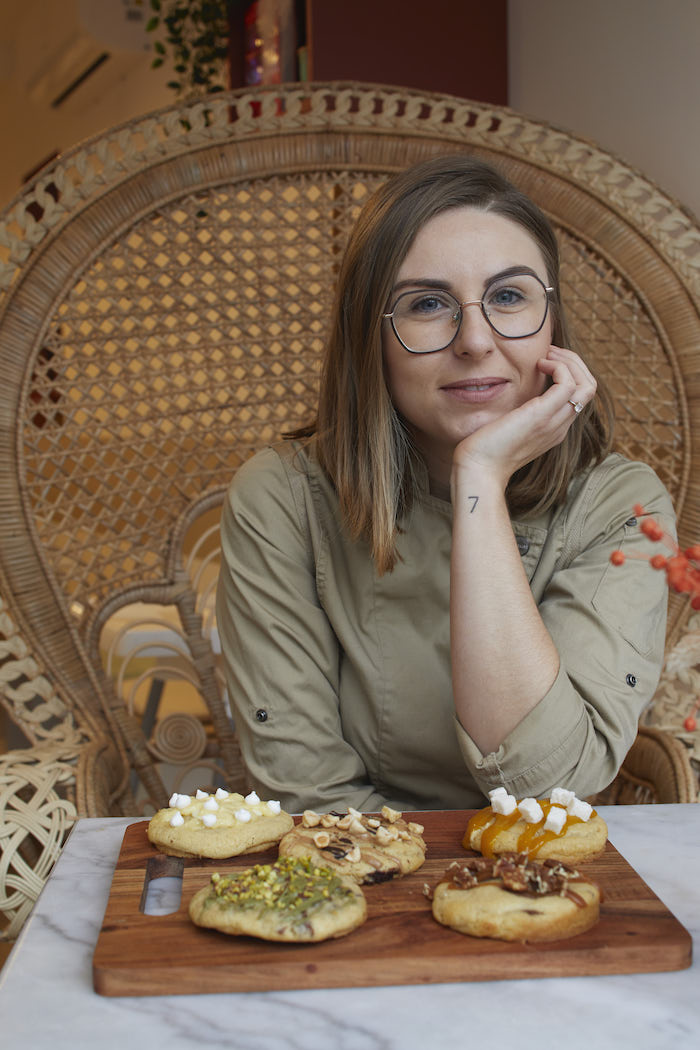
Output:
top-left (147, 788), bottom-right (294, 859)
top-left (278, 805), bottom-right (426, 884)
top-left (464, 788), bottom-right (608, 864)
top-left (429, 852), bottom-right (601, 943)
top-left (188, 855), bottom-right (367, 942)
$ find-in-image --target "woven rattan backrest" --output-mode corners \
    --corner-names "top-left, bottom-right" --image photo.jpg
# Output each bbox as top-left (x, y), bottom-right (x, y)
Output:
top-left (1, 83), bottom-right (698, 814)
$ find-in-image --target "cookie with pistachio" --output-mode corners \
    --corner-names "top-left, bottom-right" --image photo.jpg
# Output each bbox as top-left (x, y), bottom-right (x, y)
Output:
top-left (147, 788), bottom-right (294, 859)
top-left (277, 805), bottom-right (427, 884)
top-left (188, 855), bottom-right (367, 942)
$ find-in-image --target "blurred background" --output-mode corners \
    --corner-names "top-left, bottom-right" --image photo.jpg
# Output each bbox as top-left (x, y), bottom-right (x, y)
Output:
top-left (0, 0), bottom-right (698, 218)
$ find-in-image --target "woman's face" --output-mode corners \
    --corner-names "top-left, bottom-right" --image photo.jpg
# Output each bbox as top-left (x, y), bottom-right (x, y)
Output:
top-left (382, 205), bottom-right (554, 485)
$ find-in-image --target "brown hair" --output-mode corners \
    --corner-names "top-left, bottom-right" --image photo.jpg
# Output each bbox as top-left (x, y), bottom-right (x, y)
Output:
top-left (295, 154), bottom-right (614, 573)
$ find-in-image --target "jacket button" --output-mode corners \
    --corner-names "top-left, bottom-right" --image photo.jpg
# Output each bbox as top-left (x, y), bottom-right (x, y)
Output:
top-left (625, 674), bottom-right (637, 688)
top-left (515, 535), bottom-right (530, 556)
top-left (625, 516), bottom-right (638, 527)
top-left (255, 709), bottom-right (268, 722)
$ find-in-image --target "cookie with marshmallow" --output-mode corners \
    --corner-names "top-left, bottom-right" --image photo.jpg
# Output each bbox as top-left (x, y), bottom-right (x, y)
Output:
top-left (147, 788), bottom-right (294, 859)
top-left (464, 787), bottom-right (607, 864)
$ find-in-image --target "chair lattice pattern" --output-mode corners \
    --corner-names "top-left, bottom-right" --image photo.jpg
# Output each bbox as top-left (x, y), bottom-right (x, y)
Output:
top-left (558, 231), bottom-right (685, 496)
top-left (22, 172), bottom-right (384, 616)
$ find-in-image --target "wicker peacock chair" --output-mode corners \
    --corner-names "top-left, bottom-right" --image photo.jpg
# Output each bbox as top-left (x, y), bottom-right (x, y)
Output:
top-left (1, 83), bottom-right (698, 940)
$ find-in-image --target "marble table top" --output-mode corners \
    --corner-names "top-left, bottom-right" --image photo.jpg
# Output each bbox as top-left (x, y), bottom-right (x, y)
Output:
top-left (1, 805), bottom-right (697, 1050)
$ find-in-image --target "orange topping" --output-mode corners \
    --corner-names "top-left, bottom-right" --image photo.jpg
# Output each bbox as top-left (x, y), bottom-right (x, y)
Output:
top-left (465, 798), bottom-right (594, 858)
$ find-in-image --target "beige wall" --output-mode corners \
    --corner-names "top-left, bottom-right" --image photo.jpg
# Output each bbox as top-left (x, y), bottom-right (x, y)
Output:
top-left (508, 0), bottom-right (700, 219)
top-left (0, 0), bottom-right (176, 211)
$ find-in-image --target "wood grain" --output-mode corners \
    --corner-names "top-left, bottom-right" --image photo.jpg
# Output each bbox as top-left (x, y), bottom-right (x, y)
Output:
top-left (92, 812), bottom-right (692, 996)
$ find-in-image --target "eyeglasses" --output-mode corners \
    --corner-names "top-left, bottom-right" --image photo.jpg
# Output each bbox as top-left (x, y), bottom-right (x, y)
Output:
top-left (382, 272), bottom-right (554, 353)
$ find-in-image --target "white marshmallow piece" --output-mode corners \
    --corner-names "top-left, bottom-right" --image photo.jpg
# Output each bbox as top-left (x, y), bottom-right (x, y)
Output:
top-left (518, 797), bottom-right (544, 824)
top-left (267, 800), bottom-right (281, 814)
top-left (168, 793), bottom-right (179, 807)
top-left (543, 805), bottom-right (567, 834)
top-left (488, 787), bottom-right (508, 801)
top-left (491, 792), bottom-right (517, 816)
top-left (550, 787), bottom-right (576, 807)
top-left (235, 808), bottom-right (252, 823)
top-left (203, 797), bottom-right (219, 811)
top-left (201, 813), bottom-right (217, 827)
top-left (195, 789), bottom-right (209, 800)
top-left (567, 797), bottom-right (593, 822)
top-left (172, 793), bottom-right (191, 809)
top-left (215, 788), bottom-right (229, 800)
top-left (169, 811), bottom-right (184, 827)
top-left (244, 790), bottom-right (260, 805)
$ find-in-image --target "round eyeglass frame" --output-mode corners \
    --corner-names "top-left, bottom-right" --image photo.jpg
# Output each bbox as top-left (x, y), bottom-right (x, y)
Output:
top-left (382, 273), bottom-right (555, 353)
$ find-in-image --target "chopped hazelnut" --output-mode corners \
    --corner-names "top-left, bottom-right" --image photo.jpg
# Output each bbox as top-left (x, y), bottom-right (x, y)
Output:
top-left (381, 805), bottom-right (401, 823)
top-left (302, 810), bottom-right (321, 828)
top-left (312, 831), bottom-right (331, 848)
top-left (408, 821), bottom-right (424, 835)
top-left (321, 813), bottom-right (340, 827)
top-left (345, 846), bottom-right (361, 863)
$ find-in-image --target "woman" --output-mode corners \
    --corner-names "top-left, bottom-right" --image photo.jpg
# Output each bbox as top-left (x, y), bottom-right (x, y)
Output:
top-left (216, 155), bottom-right (674, 813)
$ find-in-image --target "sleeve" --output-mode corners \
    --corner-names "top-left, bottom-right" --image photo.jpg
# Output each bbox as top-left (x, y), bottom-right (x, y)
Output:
top-left (454, 457), bottom-right (676, 800)
top-left (215, 448), bottom-right (388, 813)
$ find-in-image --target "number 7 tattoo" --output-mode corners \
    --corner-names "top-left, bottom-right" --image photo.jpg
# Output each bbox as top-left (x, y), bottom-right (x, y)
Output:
top-left (468, 496), bottom-right (479, 513)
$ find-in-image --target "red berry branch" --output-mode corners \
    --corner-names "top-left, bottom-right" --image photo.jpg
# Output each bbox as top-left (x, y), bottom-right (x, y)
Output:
top-left (611, 503), bottom-right (700, 732)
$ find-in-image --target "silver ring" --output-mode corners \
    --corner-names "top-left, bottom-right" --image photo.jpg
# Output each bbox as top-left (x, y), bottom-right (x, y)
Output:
top-left (568, 400), bottom-right (584, 414)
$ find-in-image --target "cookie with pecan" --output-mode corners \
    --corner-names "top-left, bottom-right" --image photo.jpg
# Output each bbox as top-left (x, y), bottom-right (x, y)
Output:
top-left (429, 852), bottom-right (601, 943)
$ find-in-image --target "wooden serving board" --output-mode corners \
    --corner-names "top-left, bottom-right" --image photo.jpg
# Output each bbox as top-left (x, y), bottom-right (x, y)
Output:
top-left (93, 811), bottom-right (692, 996)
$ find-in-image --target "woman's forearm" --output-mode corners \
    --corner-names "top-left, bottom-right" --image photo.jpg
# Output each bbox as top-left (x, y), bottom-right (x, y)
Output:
top-left (450, 465), bottom-right (560, 754)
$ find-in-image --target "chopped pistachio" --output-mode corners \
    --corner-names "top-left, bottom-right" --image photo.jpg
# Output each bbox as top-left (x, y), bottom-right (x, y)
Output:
top-left (208, 855), bottom-right (356, 923)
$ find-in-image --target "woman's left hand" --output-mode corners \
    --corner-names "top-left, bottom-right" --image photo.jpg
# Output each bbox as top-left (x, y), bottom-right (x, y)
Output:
top-left (452, 345), bottom-right (597, 489)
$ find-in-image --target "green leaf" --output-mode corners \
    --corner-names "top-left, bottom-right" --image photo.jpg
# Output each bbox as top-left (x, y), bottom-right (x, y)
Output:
top-left (145, 16), bottom-right (160, 32)
top-left (151, 57), bottom-right (164, 69)
top-left (148, 0), bottom-right (230, 96)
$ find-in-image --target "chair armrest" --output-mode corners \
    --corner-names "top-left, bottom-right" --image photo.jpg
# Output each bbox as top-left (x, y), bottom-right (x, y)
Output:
top-left (0, 744), bottom-right (78, 940)
top-left (592, 725), bottom-right (698, 805)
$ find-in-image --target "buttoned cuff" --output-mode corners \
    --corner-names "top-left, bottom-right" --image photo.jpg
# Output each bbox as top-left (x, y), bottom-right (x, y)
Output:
top-left (454, 662), bottom-right (587, 798)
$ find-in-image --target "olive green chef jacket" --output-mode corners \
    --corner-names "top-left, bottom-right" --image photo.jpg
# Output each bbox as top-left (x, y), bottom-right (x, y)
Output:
top-left (216, 442), bottom-right (675, 813)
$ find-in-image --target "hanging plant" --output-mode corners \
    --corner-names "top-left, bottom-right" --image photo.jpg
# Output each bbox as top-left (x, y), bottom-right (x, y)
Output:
top-left (146, 0), bottom-right (237, 98)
